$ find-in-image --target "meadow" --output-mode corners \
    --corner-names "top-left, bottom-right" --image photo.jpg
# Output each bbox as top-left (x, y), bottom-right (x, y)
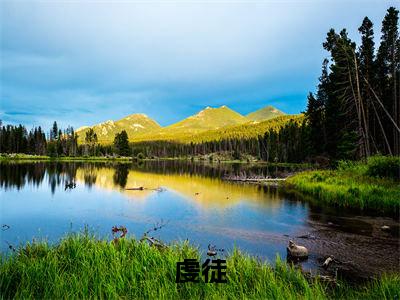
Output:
top-left (286, 156), bottom-right (400, 215)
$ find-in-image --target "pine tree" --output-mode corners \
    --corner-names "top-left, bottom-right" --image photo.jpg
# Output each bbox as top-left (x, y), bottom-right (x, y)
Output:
top-left (323, 29), bottom-right (368, 159)
top-left (376, 7), bottom-right (399, 155)
top-left (85, 128), bottom-right (98, 156)
top-left (113, 130), bottom-right (130, 156)
top-left (358, 17), bottom-right (376, 152)
top-left (51, 121), bottom-right (58, 141)
top-left (306, 59), bottom-right (329, 156)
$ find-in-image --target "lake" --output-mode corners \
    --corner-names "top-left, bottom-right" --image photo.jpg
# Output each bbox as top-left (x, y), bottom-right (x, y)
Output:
top-left (1, 161), bottom-right (398, 278)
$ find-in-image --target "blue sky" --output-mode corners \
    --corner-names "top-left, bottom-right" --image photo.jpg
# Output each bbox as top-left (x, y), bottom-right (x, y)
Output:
top-left (0, 0), bottom-right (398, 130)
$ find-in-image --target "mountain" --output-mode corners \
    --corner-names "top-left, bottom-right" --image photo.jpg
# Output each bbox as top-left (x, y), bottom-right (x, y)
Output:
top-left (169, 105), bottom-right (247, 130)
top-left (246, 105), bottom-right (285, 121)
top-left (76, 104), bottom-right (287, 144)
top-left (180, 114), bottom-right (303, 144)
top-left (138, 105), bottom-right (248, 141)
top-left (133, 114), bottom-right (303, 143)
top-left (76, 114), bottom-right (161, 143)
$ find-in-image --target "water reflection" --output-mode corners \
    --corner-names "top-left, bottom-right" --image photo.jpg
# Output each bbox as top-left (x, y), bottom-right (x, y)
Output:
top-left (0, 161), bottom-right (306, 254)
top-left (113, 164), bottom-right (129, 188)
top-left (1, 161), bottom-right (398, 276)
top-left (0, 161), bottom-right (298, 198)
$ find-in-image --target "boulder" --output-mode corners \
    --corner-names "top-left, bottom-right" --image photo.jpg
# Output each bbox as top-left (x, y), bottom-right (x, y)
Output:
top-left (287, 240), bottom-right (309, 259)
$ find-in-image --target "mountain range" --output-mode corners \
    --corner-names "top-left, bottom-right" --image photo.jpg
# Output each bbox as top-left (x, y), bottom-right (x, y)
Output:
top-left (76, 105), bottom-right (286, 144)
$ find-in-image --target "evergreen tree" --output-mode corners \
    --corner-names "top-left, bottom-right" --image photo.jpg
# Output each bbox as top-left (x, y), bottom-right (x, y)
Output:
top-left (376, 7), bottom-right (399, 155)
top-left (323, 29), bottom-right (366, 159)
top-left (114, 130), bottom-right (130, 156)
top-left (358, 17), bottom-right (376, 152)
top-left (51, 121), bottom-right (58, 141)
top-left (306, 59), bottom-right (329, 156)
top-left (376, 7), bottom-right (400, 155)
top-left (358, 17), bottom-right (385, 153)
top-left (85, 128), bottom-right (98, 156)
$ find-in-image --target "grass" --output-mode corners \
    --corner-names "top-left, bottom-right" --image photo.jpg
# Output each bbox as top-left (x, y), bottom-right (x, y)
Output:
top-left (0, 153), bottom-right (311, 167)
top-left (1, 234), bottom-right (399, 299)
top-left (286, 156), bottom-right (400, 215)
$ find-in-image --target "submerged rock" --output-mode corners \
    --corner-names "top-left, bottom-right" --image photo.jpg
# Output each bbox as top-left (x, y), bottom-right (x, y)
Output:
top-left (287, 240), bottom-right (309, 259)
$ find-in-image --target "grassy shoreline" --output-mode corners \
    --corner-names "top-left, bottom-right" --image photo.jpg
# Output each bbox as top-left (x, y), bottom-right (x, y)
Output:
top-left (0, 154), bottom-right (134, 162)
top-left (286, 156), bottom-right (400, 215)
top-left (0, 153), bottom-right (310, 167)
top-left (0, 234), bottom-right (399, 299)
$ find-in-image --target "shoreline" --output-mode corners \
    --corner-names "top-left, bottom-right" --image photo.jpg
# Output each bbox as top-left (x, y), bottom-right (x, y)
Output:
top-left (0, 154), bottom-right (311, 167)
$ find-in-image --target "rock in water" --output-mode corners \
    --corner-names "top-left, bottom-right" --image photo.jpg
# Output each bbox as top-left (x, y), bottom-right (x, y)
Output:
top-left (287, 240), bottom-right (309, 259)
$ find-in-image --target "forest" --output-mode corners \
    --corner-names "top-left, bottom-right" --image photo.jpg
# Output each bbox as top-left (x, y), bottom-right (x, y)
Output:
top-left (1, 7), bottom-right (399, 164)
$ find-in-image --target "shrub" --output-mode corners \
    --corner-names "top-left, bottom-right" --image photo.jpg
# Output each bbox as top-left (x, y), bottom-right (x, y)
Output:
top-left (311, 173), bottom-right (325, 182)
top-left (366, 155), bottom-right (400, 180)
top-left (337, 160), bottom-right (356, 171)
top-left (136, 152), bottom-right (145, 160)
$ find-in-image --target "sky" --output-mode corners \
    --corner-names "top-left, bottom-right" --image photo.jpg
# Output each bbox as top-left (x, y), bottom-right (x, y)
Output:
top-left (0, 0), bottom-right (398, 130)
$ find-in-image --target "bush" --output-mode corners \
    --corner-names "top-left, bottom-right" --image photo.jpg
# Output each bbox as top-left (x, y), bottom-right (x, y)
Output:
top-left (311, 173), bottom-right (325, 182)
top-left (337, 160), bottom-right (357, 171)
top-left (366, 155), bottom-right (400, 180)
top-left (136, 152), bottom-right (145, 160)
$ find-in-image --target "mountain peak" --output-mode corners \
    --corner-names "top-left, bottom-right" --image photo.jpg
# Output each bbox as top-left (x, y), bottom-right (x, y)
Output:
top-left (76, 113), bottom-right (161, 143)
top-left (246, 105), bottom-right (285, 121)
top-left (168, 105), bottom-right (246, 131)
top-left (75, 104), bottom-right (287, 144)
top-left (122, 113), bottom-right (150, 120)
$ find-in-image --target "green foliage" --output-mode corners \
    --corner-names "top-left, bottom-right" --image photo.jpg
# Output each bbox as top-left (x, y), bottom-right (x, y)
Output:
top-left (180, 115), bottom-right (302, 144)
top-left (305, 6), bottom-right (399, 161)
top-left (287, 156), bottom-right (400, 214)
top-left (366, 155), bottom-right (400, 179)
top-left (46, 141), bottom-right (58, 157)
top-left (128, 115), bottom-right (304, 161)
top-left (84, 128), bottom-right (98, 156)
top-left (376, 7), bottom-right (400, 156)
top-left (0, 154), bottom-right (134, 162)
top-left (0, 234), bottom-right (398, 299)
top-left (136, 152), bottom-right (145, 160)
top-left (0, 123), bottom-right (47, 155)
top-left (113, 130), bottom-right (131, 156)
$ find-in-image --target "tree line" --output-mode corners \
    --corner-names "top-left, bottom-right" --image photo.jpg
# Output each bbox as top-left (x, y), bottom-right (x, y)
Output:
top-left (0, 121), bottom-right (133, 158)
top-left (306, 7), bottom-right (399, 160)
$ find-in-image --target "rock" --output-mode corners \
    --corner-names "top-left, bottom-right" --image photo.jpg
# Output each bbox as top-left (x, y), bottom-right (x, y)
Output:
top-left (287, 240), bottom-right (308, 259)
top-left (381, 225), bottom-right (390, 231)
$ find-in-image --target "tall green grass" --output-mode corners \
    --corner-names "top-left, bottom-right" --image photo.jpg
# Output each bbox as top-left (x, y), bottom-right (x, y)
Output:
top-left (286, 156), bottom-right (400, 214)
top-left (0, 234), bottom-right (399, 299)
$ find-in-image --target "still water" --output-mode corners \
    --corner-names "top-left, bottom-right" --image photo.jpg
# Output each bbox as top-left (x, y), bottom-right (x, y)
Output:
top-left (1, 161), bottom-right (398, 277)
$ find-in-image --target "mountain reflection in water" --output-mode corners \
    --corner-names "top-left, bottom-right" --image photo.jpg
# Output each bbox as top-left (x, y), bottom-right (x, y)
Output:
top-left (1, 161), bottom-right (398, 277)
